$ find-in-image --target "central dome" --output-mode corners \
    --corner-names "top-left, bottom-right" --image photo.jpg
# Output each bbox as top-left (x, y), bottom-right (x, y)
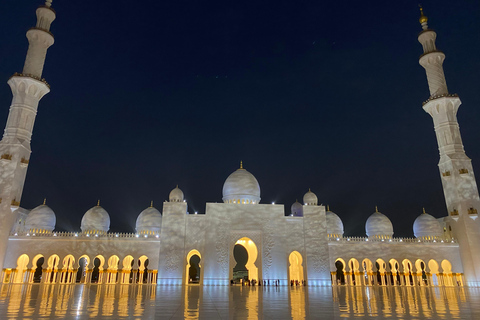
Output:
top-left (222, 163), bottom-right (261, 204)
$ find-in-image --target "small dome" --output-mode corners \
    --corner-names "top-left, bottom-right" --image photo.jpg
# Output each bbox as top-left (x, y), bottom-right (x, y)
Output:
top-left (25, 204), bottom-right (56, 233)
top-left (291, 201), bottom-right (303, 217)
top-left (169, 186), bottom-right (184, 202)
top-left (222, 163), bottom-right (260, 204)
top-left (136, 204), bottom-right (162, 235)
top-left (81, 204), bottom-right (110, 234)
top-left (413, 209), bottom-right (443, 239)
top-left (365, 209), bottom-right (393, 239)
top-left (326, 209), bottom-right (344, 237)
top-left (303, 189), bottom-right (318, 206)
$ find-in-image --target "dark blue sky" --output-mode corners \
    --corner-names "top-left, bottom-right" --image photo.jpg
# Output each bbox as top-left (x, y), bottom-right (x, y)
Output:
top-left (0, 0), bottom-right (479, 236)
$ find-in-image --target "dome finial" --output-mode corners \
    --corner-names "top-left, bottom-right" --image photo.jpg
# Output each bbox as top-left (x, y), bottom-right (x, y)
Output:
top-left (419, 4), bottom-right (428, 26)
top-left (375, 205), bottom-right (378, 212)
top-left (150, 200), bottom-right (154, 207)
top-left (423, 207), bottom-right (426, 214)
top-left (327, 204), bottom-right (330, 212)
top-left (43, 198), bottom-right (46, 205)
top-left (97, 199), bottom-right (100, 206)
top-left (240, 161), bottom-right (243, 169)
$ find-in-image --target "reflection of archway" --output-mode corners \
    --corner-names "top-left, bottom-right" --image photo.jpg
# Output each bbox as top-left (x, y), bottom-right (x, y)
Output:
top-left (185, 250), bottom-right (201, 285)
top-left (76, 255), bottom-right (90, 283)
top-left (14, 254), bottom-right (29, 283)
top-left (234, 237), bottom-right (258, 282)
top-left (31, 255), bottom-right (44, 283)
top-left (288, 251), bottom-right (304, 283)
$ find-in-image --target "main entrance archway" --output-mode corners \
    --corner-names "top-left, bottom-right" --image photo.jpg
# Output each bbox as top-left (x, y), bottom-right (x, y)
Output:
top-left (233, 237), bottom-right (258, 282)
top-left (288, 251), bottom-right (304, 284)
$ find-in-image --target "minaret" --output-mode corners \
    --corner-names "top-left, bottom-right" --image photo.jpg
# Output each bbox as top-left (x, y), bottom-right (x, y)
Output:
top-left (418, 7), bottom-right (480, 286)
top-left (0, 1), bottom-right (55, 269)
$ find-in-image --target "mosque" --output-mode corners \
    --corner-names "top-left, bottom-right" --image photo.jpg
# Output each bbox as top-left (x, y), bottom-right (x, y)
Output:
top-left (0, 2), bottom-right (479, 288)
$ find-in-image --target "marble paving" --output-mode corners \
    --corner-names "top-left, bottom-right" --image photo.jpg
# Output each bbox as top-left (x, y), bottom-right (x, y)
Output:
top-left (1, 284), bottom-right (480, 319)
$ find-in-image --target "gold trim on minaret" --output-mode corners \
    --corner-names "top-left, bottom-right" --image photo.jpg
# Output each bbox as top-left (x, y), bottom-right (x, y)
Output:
top-left (419, 5), bottom-right (428, 24)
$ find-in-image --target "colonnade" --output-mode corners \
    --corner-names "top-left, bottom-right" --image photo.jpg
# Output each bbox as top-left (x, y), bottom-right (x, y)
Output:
top-left (332, 257), bottom-right (463, 287)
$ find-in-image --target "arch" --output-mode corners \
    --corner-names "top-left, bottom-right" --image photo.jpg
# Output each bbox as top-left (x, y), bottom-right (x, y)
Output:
top-left (91, 255), bottom-right (105, 284)
top-left (120, 255), bottom-right (134, 284)
top-left (428, 259), bottom-right (440, 286)
top-left (288, 251), bottom-right (304, 284)
top-left (13, 254), bottom-right (29, 283)
top-left (76, 255), bottom-right (90, 283)
top-left (415, 259), bottom-right (428, 286)
top-left (60, 255), bottom-right (75, 284)
top-left (185, 250), bottom-right (202, 285)
top-left (234, 237), bottom-right (258, 283)
top-left (136, 255), bottom-right (149, 284)
top-left (46, 254), bottom-right (60, 283)
top-left (362, 259), bottom-right (374, 286)
top-left (348, 258), bottom-right (360, 286)
top-left (441, 259), bottom-right (454, 286)
top-left (389, 259), bottom-right (401, 286)
top-left (402, 259), bottom-right (414, 286)
top-left (375, 259), bottom-right (387, 285)
top-left (31, 254), bottom-right (44, 283)
top-left (334, 258), bottom-right (346, 285)
top-left (107, 255), bottom-right (120, 284)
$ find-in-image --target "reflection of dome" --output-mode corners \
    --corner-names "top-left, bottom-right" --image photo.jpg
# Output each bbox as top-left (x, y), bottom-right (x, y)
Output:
top-left (303, 189), bottom-right (318, 205)
top-left (413, 209), bottom-right (443, 239)
top-left (365, 208), bottom-right (394, 239)
top-left (169, 186), bottom-right (184, 202)
top-left (25, 203), bottom-right (56, 233)
top-left (81, 203), bottom-right (110, 234)
top-left (326, 208), bottom-right (344, 237)
top-left (291, 201), bottom-right (303, 216)
top-left (222, 163), bottom-right (260, 204)
top-left (136, 204), bottom-right (162, 235)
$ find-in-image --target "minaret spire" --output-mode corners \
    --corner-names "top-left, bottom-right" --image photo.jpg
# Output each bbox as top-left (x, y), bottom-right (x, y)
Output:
top-left (418, 9), bottom-right (480, 286)
top-left (0, 1), bottom-right (56, 270)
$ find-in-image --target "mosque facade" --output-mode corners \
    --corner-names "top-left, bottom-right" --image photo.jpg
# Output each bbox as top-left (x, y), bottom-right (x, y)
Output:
top-left (0, 2), bottom-right (479, 288)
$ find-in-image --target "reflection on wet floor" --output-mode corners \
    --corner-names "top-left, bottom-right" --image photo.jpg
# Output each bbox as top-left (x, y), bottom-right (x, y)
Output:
top-left (1, 284), bottom-right (480, 319)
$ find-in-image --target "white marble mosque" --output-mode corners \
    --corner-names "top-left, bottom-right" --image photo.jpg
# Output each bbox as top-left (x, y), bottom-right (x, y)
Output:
top-left (0, 2), bottom-right (479, 291)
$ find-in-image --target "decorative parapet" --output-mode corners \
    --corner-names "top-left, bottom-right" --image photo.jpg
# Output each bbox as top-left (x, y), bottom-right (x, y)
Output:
top-left (10, 72), bottom-right (50, 88)
top-left (422, 93), bottom-right (458, 106)
top-left (328, 236), bottom-right (457, 244)
top-left (9, 231), bottom-right (161, 239)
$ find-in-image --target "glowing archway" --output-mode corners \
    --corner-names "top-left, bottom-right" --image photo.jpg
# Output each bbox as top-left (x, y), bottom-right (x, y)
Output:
top-left (288, 251), bottom-right (304, 283)
top-left (185, 250), bottom-right (201, 285)
top-left (235, 237), bottom-right (258, 282)
top-left (13, 254), bottom-right (29, 283)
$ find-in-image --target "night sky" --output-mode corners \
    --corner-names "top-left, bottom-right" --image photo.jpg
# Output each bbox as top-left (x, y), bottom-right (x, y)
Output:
top-left (0, 0), bottom-right (479, 237)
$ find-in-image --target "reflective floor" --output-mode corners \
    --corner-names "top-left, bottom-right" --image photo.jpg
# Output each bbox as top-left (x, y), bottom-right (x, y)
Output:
top-left (0, 284), bottom-right (480, 319)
